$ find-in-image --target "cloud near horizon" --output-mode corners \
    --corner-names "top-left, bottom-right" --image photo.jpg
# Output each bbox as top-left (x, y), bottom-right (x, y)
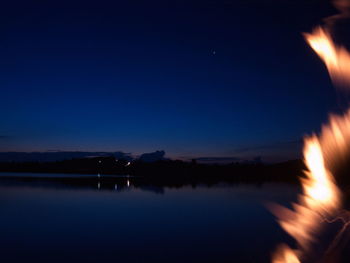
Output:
top-left (232, 139), bottom-right (303, 153)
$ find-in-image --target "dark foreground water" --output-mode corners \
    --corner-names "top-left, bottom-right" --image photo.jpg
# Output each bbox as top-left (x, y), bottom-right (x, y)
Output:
top-left (0, 173), bottom-right (300, 263)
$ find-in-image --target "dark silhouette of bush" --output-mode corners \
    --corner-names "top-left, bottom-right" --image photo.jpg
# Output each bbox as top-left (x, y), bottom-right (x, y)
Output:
top-left (0, 157), bottom-right (305, 184)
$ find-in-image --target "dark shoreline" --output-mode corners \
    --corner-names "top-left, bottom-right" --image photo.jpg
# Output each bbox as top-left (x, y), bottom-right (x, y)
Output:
top-left (0, 158), bottom-right (305, 187)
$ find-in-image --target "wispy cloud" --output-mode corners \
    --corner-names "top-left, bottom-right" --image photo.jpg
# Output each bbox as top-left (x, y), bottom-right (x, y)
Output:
top-left (196, 157), bottom-right (241, 162)
top-left (233, 139), bottom-right (302, 153)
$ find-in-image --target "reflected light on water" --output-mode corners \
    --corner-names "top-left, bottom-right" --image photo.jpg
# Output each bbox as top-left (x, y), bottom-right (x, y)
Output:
top-left (0, 178), bottom-right (298, 263)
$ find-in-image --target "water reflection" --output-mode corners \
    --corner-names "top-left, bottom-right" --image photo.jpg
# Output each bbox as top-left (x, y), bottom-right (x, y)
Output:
top-left (0, 172), bottom-right (299, 195)
top-left (0, 172), bottom-right (301, 263)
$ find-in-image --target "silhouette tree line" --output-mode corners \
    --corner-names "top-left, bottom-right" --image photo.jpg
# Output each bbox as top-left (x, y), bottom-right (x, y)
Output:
top-left (0, 156), bottom-right (305, 184)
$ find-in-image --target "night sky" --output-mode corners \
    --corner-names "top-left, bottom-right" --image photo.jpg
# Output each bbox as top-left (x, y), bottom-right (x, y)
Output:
top-left (0, 0), bottom-right (345, 161)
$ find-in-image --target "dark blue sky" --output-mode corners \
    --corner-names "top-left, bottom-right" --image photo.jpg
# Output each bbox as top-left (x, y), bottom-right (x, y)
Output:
top-left (0, 0), bottom-right (344, 161)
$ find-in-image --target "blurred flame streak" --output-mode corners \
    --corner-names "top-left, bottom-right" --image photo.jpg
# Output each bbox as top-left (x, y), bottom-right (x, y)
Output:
top-left (273, 244), bottom-right (300, 263)
top-left (305, 27), bottom-right (350, 89)
top-left (271, 26), bottom-right (350, 262)
top-left (272, 135), bottom-right (341, 262)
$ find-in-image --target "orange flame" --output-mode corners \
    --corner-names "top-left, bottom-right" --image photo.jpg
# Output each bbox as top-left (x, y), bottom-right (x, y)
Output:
top-left (273, 244), bottom-right (300, 263)
top-left (272, 132), bottom-right (341, 262)
top-left (272, 25), bottom-right (350, 263)
top-left (304, 27), bottom-right (350, 89)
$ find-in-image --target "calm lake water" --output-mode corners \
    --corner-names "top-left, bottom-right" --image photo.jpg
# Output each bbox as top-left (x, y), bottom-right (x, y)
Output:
top-left (0, 173), bottom-right (300, 263)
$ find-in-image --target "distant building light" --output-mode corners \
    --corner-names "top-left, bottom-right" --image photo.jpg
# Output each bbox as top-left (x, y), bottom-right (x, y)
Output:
top-left (126, 162), bottom-right (131, 166)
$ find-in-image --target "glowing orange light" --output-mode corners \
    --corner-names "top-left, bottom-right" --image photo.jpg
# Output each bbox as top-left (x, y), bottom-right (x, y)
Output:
top-left (271, 22), bottom-right (350, 263)
top-left (305, 27), bottom-right (350, 89)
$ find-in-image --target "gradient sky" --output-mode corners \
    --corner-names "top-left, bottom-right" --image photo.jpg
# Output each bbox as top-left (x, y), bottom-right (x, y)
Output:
top-left (0, 0), bottom-right (345, 161)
